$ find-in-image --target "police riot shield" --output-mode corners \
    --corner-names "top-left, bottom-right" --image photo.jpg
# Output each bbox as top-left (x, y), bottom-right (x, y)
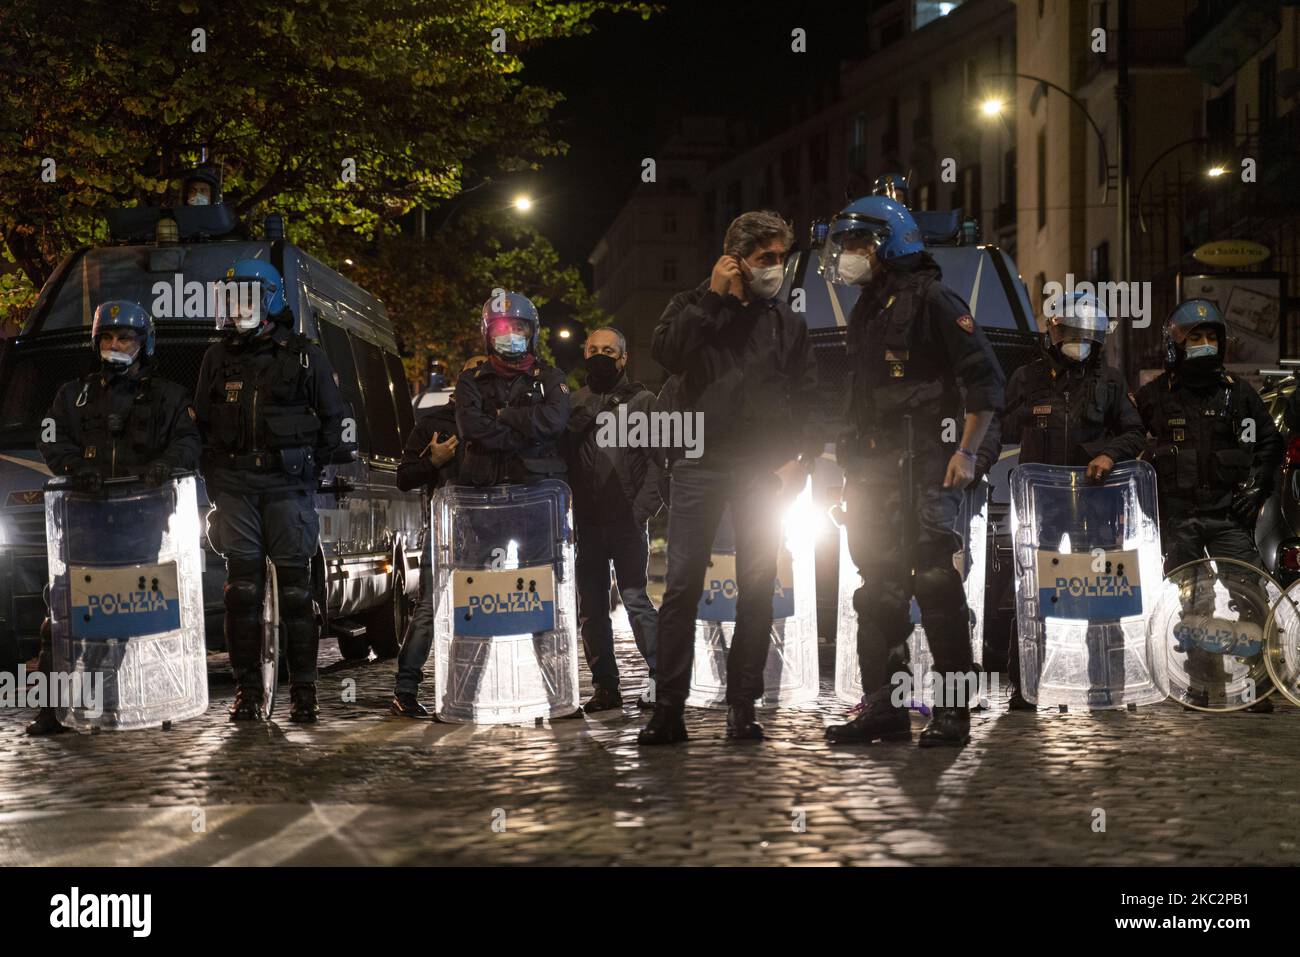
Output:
top-left (262, 559), bottom-right (279, 719)
top-left (1010, 462), bottom-right (1165, 709)
top-left (1149, 558), bottom-right (1279, 711)
top-left (834, 478), bottom-right (989, 707)
top-left (431, 479), bottom-right (578, 723)
top-left (685, 479), bottom-right (819, 709)
top-left (1264, 579), bottom-right (1300, 707)
top-left (44, 474), bottom-right (208, 730)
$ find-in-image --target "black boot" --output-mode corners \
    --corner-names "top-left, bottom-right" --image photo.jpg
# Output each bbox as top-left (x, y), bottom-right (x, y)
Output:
top-left (825, 688), bottom-right (911, 743)
top-left (637, 703), bottom-right (687, 745)
top-left (391, 692), bottom-right (430, 718)
top-left (1246, 696), bottom-right (1274, 714)
top-left (583, 686), bottom-right (624, 714)
top-left (1007, 685), bottom-right (1035, 710)
top-left (918, 706), bottom-right (971, 748)
top-left (26, 708), bottom-right (69, 736)
top-left (229, 686), bottom-right (266, 722)
top-left (289, 683), bottom-right (320, 723)
top-left (726, 701), bottom-right (764, 740)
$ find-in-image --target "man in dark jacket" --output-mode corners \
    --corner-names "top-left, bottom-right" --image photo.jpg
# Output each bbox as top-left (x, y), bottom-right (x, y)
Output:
top-left (640, 210), bottom-right (821, 745)
top-left (980, 290), bottom-right (1146, 708)
top-left (195, 259), bottom-right (350, 724)
top-left (32, 300), bottom-right (201, 735)
top-left (563, 327), bottom-right (662, 713)
top-left (1137, 299), bottom-right (1282, 711)
top-left (389, 354), bottom-right (486, 717)
top-left (820, 195), bottom-right (1003, 748)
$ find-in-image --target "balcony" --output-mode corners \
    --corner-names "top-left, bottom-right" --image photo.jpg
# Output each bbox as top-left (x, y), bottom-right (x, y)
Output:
top-left (1076, 27), bottom-right (1187, 86)
top-left (1185, 0), bottom-right (1282, 86)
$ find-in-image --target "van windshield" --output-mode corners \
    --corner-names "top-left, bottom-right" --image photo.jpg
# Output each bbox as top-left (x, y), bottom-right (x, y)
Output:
top-left (27, 241), bottom-right (271, 335)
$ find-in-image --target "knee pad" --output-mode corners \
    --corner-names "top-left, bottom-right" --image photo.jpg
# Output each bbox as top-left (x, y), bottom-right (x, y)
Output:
top-left (913, 563), bottom-right (964, 611)
top-left (224, 558), bottom-right (265, 613)
top-left (276, 564), bottom-right (314, 619)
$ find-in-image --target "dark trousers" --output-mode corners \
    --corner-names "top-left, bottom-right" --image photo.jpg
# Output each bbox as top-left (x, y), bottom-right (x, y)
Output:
top-left (575, 516), bottom-right (658, 691)
top-left (655, 462), bottom-right (782, 708)
top-left (211, 489), bottom-right (321, 686)
top-left (845, 450), bottom-right (974, 701)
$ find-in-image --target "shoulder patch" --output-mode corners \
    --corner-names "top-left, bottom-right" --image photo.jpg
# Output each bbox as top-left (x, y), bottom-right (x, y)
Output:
top-left (956, 314), bottom-right (975, 334)
top-left (559, 382), bottom-right (570, 395)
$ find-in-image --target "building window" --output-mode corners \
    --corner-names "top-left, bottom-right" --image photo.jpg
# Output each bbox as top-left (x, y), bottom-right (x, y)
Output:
top-left (1036, 129), bottom-right (1047, 230)
top-left (965, 59), bottom-right (979, 96)
top-left (1260, 54), bottom-right (1277, 133)
top-left (780, 145), bottom-right (801, 197)
top-left (849, 112), bottom-right (867, 172)
top-left (1091, 241), bottom-right (1110, 283)
top-left (663, 209), bottom-right (677, 235)
top-left (809, 129), bottom-right (829, 185)
top-left (662, 259), bottom-right (677, 283)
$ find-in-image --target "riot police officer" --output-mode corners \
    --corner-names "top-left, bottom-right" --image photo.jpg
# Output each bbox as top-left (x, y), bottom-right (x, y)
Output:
top-left (194, 259), bottom-right (348, 724)
top-left (1137, 299), bottom-right (1281, 570)
top-left (1137, 299), bottom-right (1282, 712)
top-left (986, 290), bottom-right (1146, 708)
top-left (822, 195), bottom-right (1004, 747)
top-left (31, 300), bottom-right (201, 734)
top-left (455, 293), bottom-right (570, 488)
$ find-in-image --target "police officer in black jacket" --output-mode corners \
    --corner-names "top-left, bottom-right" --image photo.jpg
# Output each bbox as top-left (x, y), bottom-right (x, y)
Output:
top-left (1136, 299), bottom-right (1281, 571)
top-left (982, 290), bottom-right (1146, 707)
top-left (821, 195), bottom-right (1003, 748)
top-left (194, 259), bottom-right (348, 724)
top-left (563, 327), bottom-right (663, 714)
top-left (455, 293), bottom-right (570, 490)
top-left (1136, 299), bottom-right (1282, 712)
top-left (642, 210), bottom-right (821, 746)
top-left (389, 353), bottom-right (486, 718)
top-left (31, 300), bottom-right (200, 734)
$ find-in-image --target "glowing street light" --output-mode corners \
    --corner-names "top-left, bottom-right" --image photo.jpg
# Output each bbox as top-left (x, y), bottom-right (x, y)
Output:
top-left (557, 328), bottom-right (571, 339)
top-left (980, 97), bottom-right (1005, 118)
top-left (1206, 165), bottom-right (1227, 178)
top-left (513, 195), bottom-right (533, 212)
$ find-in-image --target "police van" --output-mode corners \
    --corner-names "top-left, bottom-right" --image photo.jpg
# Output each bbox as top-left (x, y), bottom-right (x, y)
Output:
top-left (0, 203), bottom-right (423, 671)
top-left (783, 207), bottom-right (1040, 661)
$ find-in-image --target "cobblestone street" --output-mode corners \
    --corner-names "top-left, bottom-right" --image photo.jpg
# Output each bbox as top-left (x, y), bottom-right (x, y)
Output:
top-left (2, 613), bottom-right (1299, 867)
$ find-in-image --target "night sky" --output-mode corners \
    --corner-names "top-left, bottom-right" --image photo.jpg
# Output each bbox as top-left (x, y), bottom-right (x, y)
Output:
top-left (522, 0), bottom-right (872, 277)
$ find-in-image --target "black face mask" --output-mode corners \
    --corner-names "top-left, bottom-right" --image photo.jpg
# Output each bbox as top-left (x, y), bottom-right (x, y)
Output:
top-left (584, 353), bottom-right (622, 393)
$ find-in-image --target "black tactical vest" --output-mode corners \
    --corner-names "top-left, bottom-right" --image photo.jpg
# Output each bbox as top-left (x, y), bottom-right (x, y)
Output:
top-left (1015, 358), bottom-right (1115, 466)
top-left (70, 372), bottom-right (172, 474)
top-left (848, 273), bottom-right (960, 449)
top-left (203, 332), bottom-right (320, 457)
top-left (1146, 376), bottom-right (1253, 507)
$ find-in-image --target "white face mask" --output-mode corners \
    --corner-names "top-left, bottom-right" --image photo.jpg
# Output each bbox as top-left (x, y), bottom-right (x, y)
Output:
top-left (101, 345), bottom-right (138, 367)
top-left (745, 263), bottom-right (783, 299)
top-left (1060, 341), bottom-right (1092, 361)
top-left (187, 193), bottom-right (210, 206)
top-left (1186, 343), bottom-right (1218, 359)
top-left (837, 252), bottom-right (872, 285)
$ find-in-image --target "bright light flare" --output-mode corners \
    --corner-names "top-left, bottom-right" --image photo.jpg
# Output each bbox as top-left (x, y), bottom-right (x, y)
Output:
top-left (980, 98), bottom-right (1004, 118)
top-left (513, 195), bottom-right (533, 212)
top-left (558, 329), bottom-right (571, 339)
top-left (1206, 165), bottom-right (1227, 178)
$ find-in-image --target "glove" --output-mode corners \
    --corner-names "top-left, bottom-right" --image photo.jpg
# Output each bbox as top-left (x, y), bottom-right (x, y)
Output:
top-left (1230, 480), bottom-right (1268, 526)
top-left (71, 464), bottom-right (103, 492)
top-left (143, 461), bottom-right (172, 486)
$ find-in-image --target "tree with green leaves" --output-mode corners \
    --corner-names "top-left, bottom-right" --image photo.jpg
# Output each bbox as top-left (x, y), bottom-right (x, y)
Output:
top-left (0, 0), bottom-right (651, 329)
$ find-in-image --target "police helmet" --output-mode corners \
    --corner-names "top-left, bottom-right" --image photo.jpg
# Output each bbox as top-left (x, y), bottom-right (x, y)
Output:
top-left (1164, 298), bottom-right (1227, 369)
top-left (91, 300), bottom-right (155, 358)
top-left (181, 165), bottom-right (222, 205)
top-left (225, 258), bottom-right (287, 328)
top-left (822, 195), bottom-right (925, 284)
top-left (480, 292), bottom-right (540, 364)
top-left (1045, 290), bottom-right (1109, 352)
top-left (871, 172), bottom-right (910, 208)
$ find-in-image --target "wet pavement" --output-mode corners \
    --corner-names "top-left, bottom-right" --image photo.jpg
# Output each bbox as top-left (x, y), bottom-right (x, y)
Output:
top-left (2, 610), bottom-right (1298, 866)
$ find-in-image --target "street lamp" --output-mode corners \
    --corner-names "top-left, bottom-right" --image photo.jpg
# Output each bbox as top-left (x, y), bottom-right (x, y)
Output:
top-left (1133, 136), bottom-right (1237, 233)
top-left (557, 328), bottom-right (571, 339)
top-left (513, 195), bottom-right (533, 213)
top-left (980, 97), bottom-right (1005, 118)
